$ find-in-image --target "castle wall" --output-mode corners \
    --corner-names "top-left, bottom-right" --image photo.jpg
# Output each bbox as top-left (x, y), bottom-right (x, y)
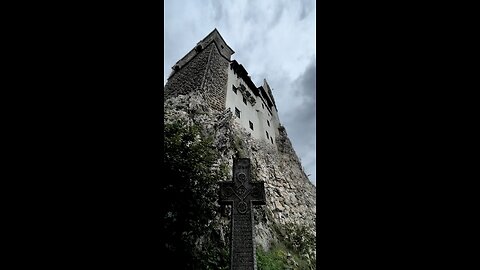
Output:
top-left (197, 29), bottom-right (234, 60)
top-left (261, 80), bottom-right (281, 138)
top-left (164, 44), bottom-right (210, 98)
top-left (225, 68), bottom-right (279, 146)
top-left (201, 42), bottom-right (230, 112)
top-left (164, 29), bottom-right (281, 143)
top-left (164, 40), bottom-right (230, 112)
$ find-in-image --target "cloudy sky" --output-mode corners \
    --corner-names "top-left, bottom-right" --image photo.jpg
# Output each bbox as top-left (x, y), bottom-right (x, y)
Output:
top-left (164, 0), bottom-right (317, 186)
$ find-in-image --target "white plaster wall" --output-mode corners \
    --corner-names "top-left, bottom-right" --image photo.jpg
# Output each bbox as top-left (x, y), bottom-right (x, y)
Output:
top-left (225, 67), bottom-right (280, 147)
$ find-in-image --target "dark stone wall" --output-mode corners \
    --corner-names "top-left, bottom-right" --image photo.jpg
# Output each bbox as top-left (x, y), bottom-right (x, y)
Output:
top-left (164, 44), bottom-right (210, 98)
top-left (164, 41), bottom-right (229, 112)
top-left (202, 43), bottom-right (229, 112)
top-left (198, 32), bottom-right (233, 59)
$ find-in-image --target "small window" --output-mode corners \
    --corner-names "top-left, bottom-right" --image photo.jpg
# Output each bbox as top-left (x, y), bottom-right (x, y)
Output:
top-left (235, 107), bottom-right (241, 118)
top-left (271, 137), bottom-right (273, 144)
top-left (249, 121), bottom-right (254, 130)
top-left (243, 97), bottom-right (247, 105)
top-left (267, 120), bottom-right (270, 127)
top-left (232, 85), bottom-right (237, 94)
top-left (266, 131), bottom-right (269, 139)
top-left (262, 103), bottom-right (264, 109)
top-left (221, 45), bottom-right (224, 49)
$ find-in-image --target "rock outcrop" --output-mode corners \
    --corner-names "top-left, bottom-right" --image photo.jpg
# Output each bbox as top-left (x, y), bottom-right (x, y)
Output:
top-left (164, 91), bottom-right (316, 255)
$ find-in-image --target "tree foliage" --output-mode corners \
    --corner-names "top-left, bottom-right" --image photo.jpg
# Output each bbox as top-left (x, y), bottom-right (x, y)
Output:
top-left (162, 119), bottom-right (229, 269)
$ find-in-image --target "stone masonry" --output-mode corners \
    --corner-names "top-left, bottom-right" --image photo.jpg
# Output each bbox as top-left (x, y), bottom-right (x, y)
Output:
top-left (201, 42), bottom-right (230, 111)
top-left (164, 43), bottom-right (209, 99)
top-left (165, 30), bottom-right (231, 112)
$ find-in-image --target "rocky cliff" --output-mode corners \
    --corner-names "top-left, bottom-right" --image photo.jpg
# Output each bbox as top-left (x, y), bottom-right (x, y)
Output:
top-left (164, 91), bottom-right (316, 260)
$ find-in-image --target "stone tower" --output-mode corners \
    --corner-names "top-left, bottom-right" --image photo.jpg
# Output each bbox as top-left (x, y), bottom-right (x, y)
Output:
top-left (165, 29), bottom-right (281, 147)
top-left (164, 28), bottom-right (316, 265)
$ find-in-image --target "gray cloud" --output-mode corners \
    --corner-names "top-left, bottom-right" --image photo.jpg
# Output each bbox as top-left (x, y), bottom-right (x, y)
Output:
top-left (280, 58), bottom-right (316, 184)
top-left (268, 3), bottom-right (284, 28)
top-left (211, 0), bottom-right (224, 22)
top-left (299, 0), bottom-right (314, 20)
top-left (164, 0), bottom-right (316, 185)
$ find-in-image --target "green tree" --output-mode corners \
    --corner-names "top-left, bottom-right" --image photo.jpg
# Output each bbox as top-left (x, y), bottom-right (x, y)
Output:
top-left (162, 119), bottom-right (229, 269)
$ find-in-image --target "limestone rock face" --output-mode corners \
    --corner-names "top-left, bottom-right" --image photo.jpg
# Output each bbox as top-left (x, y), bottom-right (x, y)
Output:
top-left (164, 90), bottom-right (316, 253)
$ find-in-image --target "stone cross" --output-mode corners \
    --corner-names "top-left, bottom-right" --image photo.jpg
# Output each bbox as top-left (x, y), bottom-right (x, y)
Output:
top-left (219, 158), bottom-right (266, 270)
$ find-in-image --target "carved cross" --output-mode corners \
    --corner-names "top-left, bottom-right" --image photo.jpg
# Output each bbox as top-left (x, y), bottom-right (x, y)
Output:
top-left (219, 158), bottom-right (266, 270)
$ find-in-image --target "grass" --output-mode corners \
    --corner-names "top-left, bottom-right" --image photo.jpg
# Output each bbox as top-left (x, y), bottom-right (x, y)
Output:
top-left (256, 242), bottom-right (312, 270)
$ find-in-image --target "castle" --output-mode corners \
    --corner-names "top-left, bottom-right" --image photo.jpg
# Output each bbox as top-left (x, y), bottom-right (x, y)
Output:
top-left (165, 29), bottom-right (281, 147)
top-left (164, 28), bottom-right (316, 265)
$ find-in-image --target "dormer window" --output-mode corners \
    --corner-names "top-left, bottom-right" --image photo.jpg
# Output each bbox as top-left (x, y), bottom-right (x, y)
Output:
top-left (266, 131), bottom-right (269, 139)
top-left (249, 121), bottom-right (254, 130)
top-left (267, 120), bottom-right (270, 127)
top-left (235, 107), bottom-right (241, 118)
top-left (232, 85), bottom-right (237, 94)
top-left (248, 96), bottom-right (256, 106)
top-left (243, 97), bottom-right (247, 105)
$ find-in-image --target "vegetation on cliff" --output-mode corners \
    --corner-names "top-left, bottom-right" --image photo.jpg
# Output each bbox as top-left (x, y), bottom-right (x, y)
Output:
top-left (162, 117), bottom-right (316, 269)
top-left (162, 119), bottom-right (229, 269)
top-left (257, 222), bottom-right (316, 270)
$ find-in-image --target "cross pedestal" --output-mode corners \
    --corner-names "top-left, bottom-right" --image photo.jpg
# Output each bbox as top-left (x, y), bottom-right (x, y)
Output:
top-left (219, 158), bottom-right (266, 270)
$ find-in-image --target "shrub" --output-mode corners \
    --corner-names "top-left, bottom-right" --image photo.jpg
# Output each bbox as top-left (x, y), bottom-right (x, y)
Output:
top-left (162, 119), bottom-right (229, 269)
top-left (256, 245), bottom-right (288, 270)
top-left (267, 221), bottom-right (316, 269)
